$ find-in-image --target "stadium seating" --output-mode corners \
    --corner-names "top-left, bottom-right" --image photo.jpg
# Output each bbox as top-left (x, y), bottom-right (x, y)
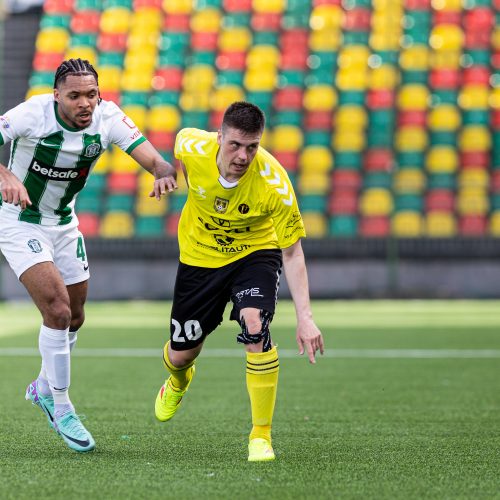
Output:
top-left (29, 0), bottom-right (499, 238)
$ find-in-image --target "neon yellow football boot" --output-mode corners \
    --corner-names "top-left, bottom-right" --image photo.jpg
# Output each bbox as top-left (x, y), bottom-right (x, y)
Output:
top-left (248, 438), bottom-right (275, 462)
top-left (154, 366), bottom-right (195, 422)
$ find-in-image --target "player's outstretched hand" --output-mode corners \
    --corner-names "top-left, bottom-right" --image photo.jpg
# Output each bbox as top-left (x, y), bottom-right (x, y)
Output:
top-left (149, 175), bottom-right (178, 200)
top-left (0, 170), bottom-right (32, 209)
top-left (296, 319), bottom-right (324, 364)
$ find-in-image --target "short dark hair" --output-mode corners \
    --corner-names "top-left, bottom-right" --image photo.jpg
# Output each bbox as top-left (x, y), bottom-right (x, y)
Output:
top-left (54, 58), bottom-right (99, 89)
top-left (221, 101), bottom-right (265, 135)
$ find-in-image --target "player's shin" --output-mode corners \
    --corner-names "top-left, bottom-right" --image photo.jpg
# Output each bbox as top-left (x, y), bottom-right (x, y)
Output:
top-left (246, 346), bottom-right (279, 443)
top-left (162, 341), bottom-right (195, 389)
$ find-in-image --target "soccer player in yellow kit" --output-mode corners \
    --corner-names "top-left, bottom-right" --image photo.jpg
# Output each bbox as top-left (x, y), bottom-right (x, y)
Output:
top-left (154, 102), bottom-right (324, 461)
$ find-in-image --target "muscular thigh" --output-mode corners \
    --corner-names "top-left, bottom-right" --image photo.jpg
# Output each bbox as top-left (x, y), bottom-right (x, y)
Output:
top-left (170, 263), bottom-right (233, 351)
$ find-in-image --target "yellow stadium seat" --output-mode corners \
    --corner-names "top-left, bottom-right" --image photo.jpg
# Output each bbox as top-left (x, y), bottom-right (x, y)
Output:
top-left (456, 188), bottom-right (489, 216)
top-left (218, 28), bottom-right (252, 53)
top-left (244, 69), bottom-right (277, 92)
top-left (26, 86), bottom-right (53, 99)
top-left (430, 24), bottom-right (464, 51)
top-left (299, 146), bottom-right (333, 172)
top-left (489, 211), bottom-right (500, 236)
top-left (111, 145), bottom-right (140, 173)
top-left (458, 169), bottom-right (489, 190)
top-left (65, 47), bottom-right (97, 67)
top-left (399, 46), bottom-right (430, 71)
top-left (121, 105), bottom-right (147, 131)
top-left (427, 105), bottom-right (461, 130)
top-left (397, 85), bottom-right (429, 110)
top-left (360, 188), bottom-right (393, 216)
top-left (190, 8), bottom-right (221, 33)
top-left (393, 169), bottom-right (426, 193)
top-left (459, 126), bottom-right (491, 152)
top-left (93, 149), bottom-right (111, 174)
top-left (131, 8), bottom-right (162, 31)
top-left (338, 46), bottom-right (370, 69)
top-left (246, 46), bottom-right (280, 70)
top-left (336, 68), bottom-right (368, 91)
top-left (309, 5), bottom-right (343, 30)
top-left (425, 211), bottom-right (457, 237)
top-left (136, 197), bottom-right (168, 216)
top-left (162, 0), bottom-right (192, 14)
top-left (298, 173), bottom-right (330, 194)
top-left (100, 8), bottom-right (131, 34)
top-left (125, 49), bottom-right (157, 72)
top-left (369, 65), bottom-right (399, 90)
top-left (430, 51), bottom-right (461, 70)
top-left (121, 71), bottom-right (152, 92)
top-left (179, 92), bottom-right (211, 111)
top-left (491, 88), bottom-right (500, 109)
top-left (333, 131), bottom-right (366, 152)
top-left (309, 30), bottom-right (342, 52)
top-left (396, 127), bottom-right (428, 151)
top-left (183, 65), bottom-right (216, 92)
top-left (127, 32), bottom-right (159, 51)
top-left (252, 0), bottom-right (286, 14)
top-left (335, 105), bottom-right (367, 129)
top-left (459, 85), bottom-right (489, 110)
top-left (431, 0), bottom-right (462, 11)
top-left (303, 85), bottom-right (337, 111)
top-left (210, 85), bottom-right (245, 112)
top-left (492, 26), bottom-right (500, 51)
top-left (36, 28), bottom-right (69, 53)
top-left (301, 212), bottom-right (327, 238)
top-left (426, 146), bottom-right (458, 173)
top-left (370, 32), bottom-right (401, 51)
top-left (392, 211), bottom-right (424, 237)
top-left (100, 212), bottom-right (134, 238)
top-left (97, 67), bottom-right (121, 92)
top-left (272, 125), bottom-right (304, 152)
top-left (371, 11), bottom-right (403, 31)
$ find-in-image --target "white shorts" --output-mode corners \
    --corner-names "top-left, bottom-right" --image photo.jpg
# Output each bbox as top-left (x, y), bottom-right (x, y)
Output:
top-left (0, 216), bottom-right (90, 285)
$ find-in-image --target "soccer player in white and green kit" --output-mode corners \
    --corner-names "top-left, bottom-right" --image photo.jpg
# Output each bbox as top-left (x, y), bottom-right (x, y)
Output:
top-left (154, 102), bottom-right (324, 461)
top-left (0, 59), bottom-right (177, 452)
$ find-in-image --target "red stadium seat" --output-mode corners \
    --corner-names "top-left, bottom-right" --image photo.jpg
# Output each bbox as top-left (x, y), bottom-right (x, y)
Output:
top-left (273, 151), bottom-right (299, 171)
top-left (99, 91), bottom-right (120, 104)
top-left (359, 216), bottom-right (390, 237)
top-left (162, 15), bottom-right (190, 32)
top-left (465, 31), bottom-right (491, 49)
top-left (78, 213), bottom-right (99, 237)
top-left (191, 32), bottom-right (218, 51)
top-left (404, 0), bottom-right (431, 9)
top-left (33, 52), bottom-right (64, 71)
top-left (463, 8), bottom-right (494, 31)
top-left (434, 11), bottom-right (461, 25)
top-left (97, 33), bottom-right (127, 52)
top-left (165, 213), bottom-right (181, 236)
top-left (153, 67), bottom-right (183, 91)
top-left (367, 90), bottom-right (394, 109)
top-left (44, 0), bottom-right (74, 14)
top-left (425, 190), bottom-right (455, 212)
top-left (108, 173), bottom-right (138, 193)
top-left (274, 88), bottom-right (303, 110)
top-left (429, 69), bottom-right (460, 89)
top-left (133, 0), bottom-right (162, 8)
top-left (147, 131), bottom-right (175, 151)
top-left (223, 0), bottom-right (252, 11)
top-left (210, 110), bottom-right (225, 130)
top-left (343, 8), bottom-right (371, 31)
top-left (363, 149), bottom-right (393, 172)
top-left (459, 216), bottom-right (487, 236)
top-left (492, 110), bottom-right (500, 130)
top-left (328, 190), bottom-right (358, 215)
top-left (331, 170), bottom-right (362, 191)
top-left (304, 111), bottom-right (332, 130)
top-left (398, 111), bottom-right (426, 127)
top-left (280, 51), bottom-right (308, 70)
top-left (280, 29), bottom-right (308, 51)
top-left (251, 13), bottom-right (281, 31)
top-left (460, 151), bottom-right (489, 168)
top-left (462, 67), bottom-right (490, 86)
top-left (216, 52), bottom-right (246, 71)
top-left (71, 11), bottom-right (100, 33)
top-left (491, 172), bottom-right (500, 193)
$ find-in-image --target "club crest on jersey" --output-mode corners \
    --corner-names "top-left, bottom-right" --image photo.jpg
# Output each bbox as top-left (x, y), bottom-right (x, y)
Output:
top-left (84, 143), bottom-right (101, 157)
top-left (27, 239), bottom-right (43, 253)
top-left (214, 234), bottom-right (235, 246)
top-left (214, 197), bottom-right (229, 214)
top-left (0, 116), bottom-right (10, 129)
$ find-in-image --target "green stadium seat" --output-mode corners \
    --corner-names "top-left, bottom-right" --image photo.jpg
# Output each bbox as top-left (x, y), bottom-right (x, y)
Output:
top-left (329, 215), bottom-right (358, 237)
top-left (135, 216), bottom-right (165, 237)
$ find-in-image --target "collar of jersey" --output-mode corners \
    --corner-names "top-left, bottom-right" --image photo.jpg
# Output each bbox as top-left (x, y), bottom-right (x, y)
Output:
top-left (54, 102), bottom-right (82, 132)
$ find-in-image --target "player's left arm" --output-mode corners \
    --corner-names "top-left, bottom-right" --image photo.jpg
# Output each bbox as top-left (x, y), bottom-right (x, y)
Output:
top-left (282, 239), bottom-right (325, 364)
top-left (130, 140), bottom-right (178, 200)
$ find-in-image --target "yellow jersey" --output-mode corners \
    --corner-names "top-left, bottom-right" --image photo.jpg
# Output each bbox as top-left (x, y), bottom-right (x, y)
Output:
top-left (174, 128), bottom-right (306, 268)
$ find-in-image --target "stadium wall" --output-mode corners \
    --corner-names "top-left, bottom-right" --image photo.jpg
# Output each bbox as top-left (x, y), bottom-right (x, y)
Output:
top-left (2, 238), bottom-right (500, 300)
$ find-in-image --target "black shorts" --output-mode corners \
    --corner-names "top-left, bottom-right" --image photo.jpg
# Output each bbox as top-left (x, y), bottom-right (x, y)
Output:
top-left (170, 249), bottom-right (282, 350)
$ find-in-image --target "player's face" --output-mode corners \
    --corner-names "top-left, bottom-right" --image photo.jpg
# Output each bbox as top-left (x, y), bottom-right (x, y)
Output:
top-left (217, 126), bottom-right (262, 181)
top-left (54, 74), bottom-right (99, 130)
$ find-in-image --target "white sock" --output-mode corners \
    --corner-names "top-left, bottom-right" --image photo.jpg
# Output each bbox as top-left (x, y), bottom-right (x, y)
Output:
top-left (38, 325), bottom-right (72, 408)
top-left (37, 330), bottom-right (78, 397)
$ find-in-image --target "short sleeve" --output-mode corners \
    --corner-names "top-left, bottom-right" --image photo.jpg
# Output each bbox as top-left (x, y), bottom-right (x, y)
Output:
top-left (174, 128), bottom-right (190, 162)
top-left (103, 101), bottom-right (146, 154)
top-left (0, 99), bottom-right (42, 146)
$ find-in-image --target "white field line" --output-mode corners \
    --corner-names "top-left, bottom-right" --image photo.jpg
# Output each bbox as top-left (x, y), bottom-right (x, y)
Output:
top-left (0, 348), bottom-right (499, 359)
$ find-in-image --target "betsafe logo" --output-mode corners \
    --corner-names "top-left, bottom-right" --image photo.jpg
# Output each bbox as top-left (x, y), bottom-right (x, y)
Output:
top-left (28, 159), bottom-right (90, 181)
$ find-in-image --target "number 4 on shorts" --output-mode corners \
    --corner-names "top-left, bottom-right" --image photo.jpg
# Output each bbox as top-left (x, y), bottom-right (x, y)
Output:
top-left (76, 236), bottom-right (86, 261)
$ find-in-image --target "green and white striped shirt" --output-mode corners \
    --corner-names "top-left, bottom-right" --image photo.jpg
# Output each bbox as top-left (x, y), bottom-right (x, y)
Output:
top-left (0, 94), bottom-right (146, 225)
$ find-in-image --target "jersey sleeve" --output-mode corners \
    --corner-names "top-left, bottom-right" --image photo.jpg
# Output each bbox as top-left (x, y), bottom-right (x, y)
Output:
top-left (174, 128), bottom-right (197, 163)
top-left (265, 164), bottom-right (307, 248)
top-left (0, 99), bottom-right (43, 147)
top-left (102, 101), bottom-right (146, 154)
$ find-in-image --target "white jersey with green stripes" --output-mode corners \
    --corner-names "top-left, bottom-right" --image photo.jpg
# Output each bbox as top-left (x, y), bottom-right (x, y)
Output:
top-left (0, 94), bottom-right (146, 226)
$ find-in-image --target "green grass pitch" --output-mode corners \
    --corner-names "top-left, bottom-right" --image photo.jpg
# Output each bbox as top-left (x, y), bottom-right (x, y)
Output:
top-left (0, 300), bottom-right (499, 499)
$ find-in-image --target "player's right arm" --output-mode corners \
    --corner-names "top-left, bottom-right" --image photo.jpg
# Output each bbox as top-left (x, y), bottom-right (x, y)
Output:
top-left (0, 163), bottom-right (32, 209)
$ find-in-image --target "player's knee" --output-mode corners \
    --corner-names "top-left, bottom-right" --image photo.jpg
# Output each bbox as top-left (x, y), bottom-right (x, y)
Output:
top-left (237, 310), bottom-right (273, 352)
top-left (241, 313), bottom-right (262, 336)
top-left (70, 309), bottom-right (85, 331)
top-left (43, 299), bottom-right (72, 330)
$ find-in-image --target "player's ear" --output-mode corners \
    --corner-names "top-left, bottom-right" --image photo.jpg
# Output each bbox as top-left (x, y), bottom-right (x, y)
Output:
top-left (54, 88), bottom-right (60, 103)
top-left (217, 129), bottom-right (222, 145)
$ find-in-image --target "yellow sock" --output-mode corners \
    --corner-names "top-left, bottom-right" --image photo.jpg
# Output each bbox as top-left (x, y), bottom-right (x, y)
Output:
top-left (162, 341), bottom-right (194, 390)
top-left (246, 346), bottom-right (279, 443)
